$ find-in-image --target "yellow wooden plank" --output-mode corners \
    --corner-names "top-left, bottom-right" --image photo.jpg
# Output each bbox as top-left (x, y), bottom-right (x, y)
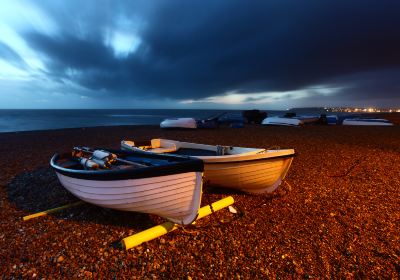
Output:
top-left (122, 196), bottom-right (234, 250)
top-left (23, 201), bottom-right (85, 221)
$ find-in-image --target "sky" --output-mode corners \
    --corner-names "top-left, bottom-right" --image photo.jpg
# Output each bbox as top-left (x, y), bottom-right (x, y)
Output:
top-left (0, 0), bottom-right (399, 110)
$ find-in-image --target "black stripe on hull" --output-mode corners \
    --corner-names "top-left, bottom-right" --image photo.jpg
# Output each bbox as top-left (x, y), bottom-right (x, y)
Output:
top-left (50, 149), bottom-right (203, 181)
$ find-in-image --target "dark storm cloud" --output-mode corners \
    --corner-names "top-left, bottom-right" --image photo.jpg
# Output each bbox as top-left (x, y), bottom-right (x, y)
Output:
top-left (24, 0), bottom-right (400, 100)
top-left (328, 69), bottom-right (400, 101)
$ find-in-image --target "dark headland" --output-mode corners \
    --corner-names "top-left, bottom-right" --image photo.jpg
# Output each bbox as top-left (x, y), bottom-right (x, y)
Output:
top-left (0, 116), bottom-right (399, 278)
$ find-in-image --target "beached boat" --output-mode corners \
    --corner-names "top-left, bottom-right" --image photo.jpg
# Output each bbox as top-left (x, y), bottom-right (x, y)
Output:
top-left (121, 139), bottom-right (295, 194)
top-left (342, 118), bottom-right (393, 126)
top-left (160, 118), bottom-right (197, 129)
top-left (50, 148), bottom-right (204, 225)
top-left (261, 114), bottom-right (320, 126)
top-left (262, 113), bottom-right (320, 127)
top-left (261, 116), bottom-right (303, 126)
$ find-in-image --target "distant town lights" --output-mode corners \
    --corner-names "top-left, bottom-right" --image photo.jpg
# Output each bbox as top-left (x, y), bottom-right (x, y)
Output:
top-left (327, 107), bottom-right (400, 113)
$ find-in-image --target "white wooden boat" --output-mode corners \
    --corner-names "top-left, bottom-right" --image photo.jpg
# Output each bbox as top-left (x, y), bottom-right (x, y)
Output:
top-left (261, 116), bottom-right (303, 126)
top-left (262, 114), bottom-right (319, 126)
top-left (342, 118), bottom-right (393, 126)
top-left (50, 148), bottom-right (203, 225)
top-left (160, 118), bottom-right (197, 129)
top-left (121, 139), bottom-right (295, 194)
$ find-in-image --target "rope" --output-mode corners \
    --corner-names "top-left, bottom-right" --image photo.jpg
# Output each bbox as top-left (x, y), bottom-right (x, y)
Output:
top-left (266, 145), bottom-right (281, 150)
top-left (327, 157), bottom-right (366, 178)
top-left (284, 180), bottom-right (293, 192)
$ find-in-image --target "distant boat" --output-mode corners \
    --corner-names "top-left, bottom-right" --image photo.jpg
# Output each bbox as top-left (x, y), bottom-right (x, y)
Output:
top-left (262, 112), bottom-right (319, 126)
top-left (342, 118), bottom-right (393, 126)
top-left (160, 118), bottom-right (197, 129)
top-left (121, 139), bottom-right (295, 194)
top-left (262, 116), bottom-right (303, 126)
top-left (51, 147), bottom-right (204, 225)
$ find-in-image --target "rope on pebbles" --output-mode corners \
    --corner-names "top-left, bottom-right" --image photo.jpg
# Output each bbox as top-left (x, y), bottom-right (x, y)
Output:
top-left (326, 156), bottom-right (367, 178)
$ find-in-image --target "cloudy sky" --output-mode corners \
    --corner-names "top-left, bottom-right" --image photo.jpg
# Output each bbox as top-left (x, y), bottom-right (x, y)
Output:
top-left (1, 0), bottom-right (399, 109)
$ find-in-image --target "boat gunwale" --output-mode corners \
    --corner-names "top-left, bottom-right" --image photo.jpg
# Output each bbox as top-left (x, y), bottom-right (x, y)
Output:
top-left (121, 139), bottom-right (295, 163)
top-left (199, 152), bottom-right (295, 164)
top-left (51, 149), bottom-right (204, 181)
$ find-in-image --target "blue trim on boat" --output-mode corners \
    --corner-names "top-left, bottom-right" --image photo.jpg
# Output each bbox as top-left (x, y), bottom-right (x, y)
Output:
top-left (51, 149), bottom-right (204, 181)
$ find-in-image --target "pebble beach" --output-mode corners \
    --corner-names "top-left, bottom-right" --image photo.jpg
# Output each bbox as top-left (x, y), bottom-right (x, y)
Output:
top-left (1, 119), bottom-right (399, 278)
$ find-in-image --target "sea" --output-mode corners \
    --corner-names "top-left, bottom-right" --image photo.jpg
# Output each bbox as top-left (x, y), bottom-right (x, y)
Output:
top-left (0, 108), bottom-right (330, 133)
top-left (0, 109), bottom-right (240, 133)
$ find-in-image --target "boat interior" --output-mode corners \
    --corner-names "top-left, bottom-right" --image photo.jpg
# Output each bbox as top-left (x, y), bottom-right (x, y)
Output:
top-left (121, 139), bottom-right (265, 157)
top-left (54, 151), bottom-right (178, 171)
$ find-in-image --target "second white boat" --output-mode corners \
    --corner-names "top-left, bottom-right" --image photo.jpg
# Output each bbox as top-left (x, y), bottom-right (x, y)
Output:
top-left (121, 139), bottom-right (295, 194)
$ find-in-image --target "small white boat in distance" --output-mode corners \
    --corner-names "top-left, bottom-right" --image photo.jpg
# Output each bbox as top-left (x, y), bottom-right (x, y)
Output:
top-left (51, 148), bottom-right (204, 225)
top-left (262, 116), bottom-right (303, 126)
top-left (160, 118), bottom-right (197, 129)
top-left (342, 118), bottom-right (393, 126)
top-left (121, 139), bottom-right (295, 194)
top-left (262, 113), bottom-right (320, 127)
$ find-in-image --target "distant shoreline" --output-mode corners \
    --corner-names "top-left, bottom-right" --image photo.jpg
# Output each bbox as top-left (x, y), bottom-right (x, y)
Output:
top-left (0, 110), bottom-right (398, 134)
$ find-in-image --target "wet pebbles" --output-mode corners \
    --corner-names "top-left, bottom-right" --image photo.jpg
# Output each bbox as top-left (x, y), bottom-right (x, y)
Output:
top-left (0, 123), bottom-right (399, 278)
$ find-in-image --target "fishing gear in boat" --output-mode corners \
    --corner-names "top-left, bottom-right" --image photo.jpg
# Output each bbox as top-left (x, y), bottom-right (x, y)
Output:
top-left (216, 145), bottom-right (232, 156)
top-left (50, 147), bottom-right (205, 225)
top-left (73, 147), bottom-right (147, 169)
top-left (73, 156), bottom-right (101, 170)
top-left (72, 147), bottom-right (113, 169)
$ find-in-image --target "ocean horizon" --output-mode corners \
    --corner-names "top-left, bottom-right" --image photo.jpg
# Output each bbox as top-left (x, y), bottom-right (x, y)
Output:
top-left (0, 108), bottom-right (337, 133)
top-left (0, 109), bottom-right (243, 133)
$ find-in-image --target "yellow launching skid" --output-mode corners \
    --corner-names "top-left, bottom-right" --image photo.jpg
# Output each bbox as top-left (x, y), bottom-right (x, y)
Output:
top-left (22, 196), bottom-right (235, 249)
top-left (22, 201), bottom-right (85, 221)
top-left (122, 196), bottom-right (234, 250)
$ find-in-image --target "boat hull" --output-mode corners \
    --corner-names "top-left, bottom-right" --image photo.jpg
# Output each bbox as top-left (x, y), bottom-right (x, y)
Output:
top-left (55, 171), bottom-right (203, 225)
top-left (51, 149), bottom-right (204, 225)
top-left (160, 118), bottom-right (197, 129)
top-left (202, 154), bottom-right (294, 193)
top-left (261, 117), bottom-right (303, 126)
top-left (342, 118), bottom-right (393, 126)
top-left (121, 139), bottom-right (295, 194)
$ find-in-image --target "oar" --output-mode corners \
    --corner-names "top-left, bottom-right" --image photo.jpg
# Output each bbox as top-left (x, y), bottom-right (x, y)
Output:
top-left (73, 147), bottom-right (148, 168)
